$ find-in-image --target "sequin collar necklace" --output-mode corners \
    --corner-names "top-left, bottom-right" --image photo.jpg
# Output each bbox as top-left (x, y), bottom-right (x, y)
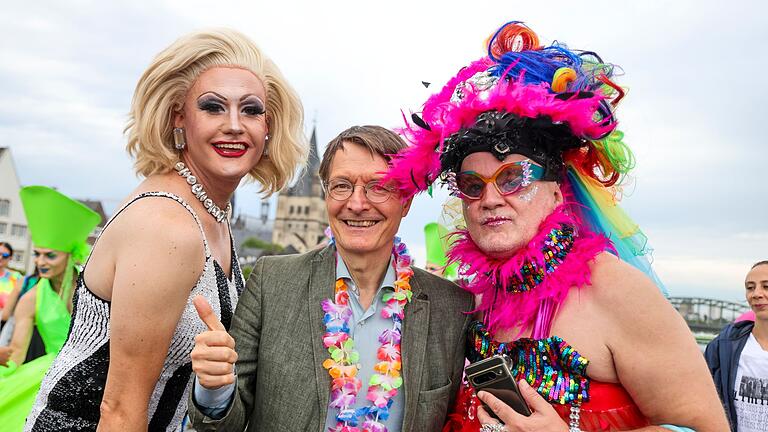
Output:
top-left (448, 205), bottom-right (611, 334)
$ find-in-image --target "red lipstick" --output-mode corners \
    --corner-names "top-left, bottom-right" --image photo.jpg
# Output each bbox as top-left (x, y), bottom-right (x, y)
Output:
top-left (211, 141), bottom-right (248, 158)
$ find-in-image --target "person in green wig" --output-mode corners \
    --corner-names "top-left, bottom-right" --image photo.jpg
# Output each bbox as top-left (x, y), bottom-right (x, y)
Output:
top-left (0, 185), bottom-right (100, 431)
top-left (424, 222), bottom-right (458, 280)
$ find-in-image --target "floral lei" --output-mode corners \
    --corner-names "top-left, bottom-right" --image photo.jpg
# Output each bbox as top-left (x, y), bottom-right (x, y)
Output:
top-left (321, 237), bottom-right (414, 432)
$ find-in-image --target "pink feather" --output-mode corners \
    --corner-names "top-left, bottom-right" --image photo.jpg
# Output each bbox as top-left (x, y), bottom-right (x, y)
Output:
top-left (384, 57), bottom-right (615, 201)
top-left (447, 205), bottom-right (612, 335)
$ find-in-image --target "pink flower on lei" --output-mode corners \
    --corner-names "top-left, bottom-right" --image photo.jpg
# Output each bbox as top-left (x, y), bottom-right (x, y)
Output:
top-left (361, 419), bottom-right (388, 432)
top-left (330, 423), bottom-right (360, 432)
top-left (366, 385), bottom-right (398, 408)
top-left (323, 331), bottom-right (350, 348)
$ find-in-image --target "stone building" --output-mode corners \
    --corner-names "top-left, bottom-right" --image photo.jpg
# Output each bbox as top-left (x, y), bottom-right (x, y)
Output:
top-left (271, 127), bottom-right (328, 253)
top-left (79, 200), bottom-right (109, 245)
top-left (0, 147), bottom-right (34, 274)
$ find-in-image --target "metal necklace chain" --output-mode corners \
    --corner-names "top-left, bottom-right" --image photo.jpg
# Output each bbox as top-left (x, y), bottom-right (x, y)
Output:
top-left (174, 161), bottom-right (231, 223)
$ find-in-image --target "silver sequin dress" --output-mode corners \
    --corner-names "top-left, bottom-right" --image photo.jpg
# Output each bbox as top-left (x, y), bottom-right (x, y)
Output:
top-left (25, 192), bottom-right (244, 432)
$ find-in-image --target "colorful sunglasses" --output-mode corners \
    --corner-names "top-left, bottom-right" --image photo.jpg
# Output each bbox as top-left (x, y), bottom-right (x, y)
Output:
top-left (0, 252), bottom-right (10, 259)
top-left (454, 160), bottom-right (544, 200)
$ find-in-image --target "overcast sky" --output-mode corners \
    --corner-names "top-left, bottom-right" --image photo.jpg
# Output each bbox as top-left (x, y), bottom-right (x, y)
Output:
top-left (1, 0), bottom-right (765, 302)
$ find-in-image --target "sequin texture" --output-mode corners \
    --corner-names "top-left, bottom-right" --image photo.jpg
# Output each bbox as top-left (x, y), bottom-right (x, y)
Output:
top-left (506, 225), bottom-right (575, 293)
top-left (25, 192), bottom-right (244, 432)
top-left (467, 320), bottom-right (590, 405)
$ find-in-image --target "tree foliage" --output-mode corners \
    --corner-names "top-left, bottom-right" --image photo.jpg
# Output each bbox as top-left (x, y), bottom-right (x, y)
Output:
top-left (241, 237), bottom-right (284, 254)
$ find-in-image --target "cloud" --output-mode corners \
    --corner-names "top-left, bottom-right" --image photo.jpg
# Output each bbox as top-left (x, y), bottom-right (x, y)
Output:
top-left (0, 0), bottom-right (765, 304)
top-left (644, 227), bottom-right (766, 301)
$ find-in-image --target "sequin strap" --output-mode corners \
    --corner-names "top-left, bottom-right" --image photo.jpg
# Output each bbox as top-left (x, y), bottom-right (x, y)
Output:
top-left (467, 320), bottom-right (590, 405)
top-left (86, 191), bottom-right (212, 265)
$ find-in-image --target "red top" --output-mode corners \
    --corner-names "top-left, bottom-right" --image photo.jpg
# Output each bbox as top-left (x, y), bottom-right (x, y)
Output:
top-left (444, 379), bottom-right (649, 431)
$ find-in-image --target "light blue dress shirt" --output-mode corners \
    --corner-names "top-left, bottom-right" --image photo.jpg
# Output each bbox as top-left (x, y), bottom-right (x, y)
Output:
top-left (193, 254), bottom-right (405, 431)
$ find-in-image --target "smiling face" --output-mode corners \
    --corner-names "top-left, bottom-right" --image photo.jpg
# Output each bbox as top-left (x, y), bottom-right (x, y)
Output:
top-left (460, 152), bottom-right (562, 258)
top-left (175, 66), bottom-right (268, 184)
top-left (746, 264), bottom-right (768, 320)
top-left (33, 248), bottom-right (69, 280)
top-left (325, 141), bottom-right (412, 261)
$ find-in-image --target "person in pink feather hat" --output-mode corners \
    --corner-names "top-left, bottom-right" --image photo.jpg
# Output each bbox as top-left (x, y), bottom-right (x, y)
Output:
top-left (385, 21), bottom-right (727, 432)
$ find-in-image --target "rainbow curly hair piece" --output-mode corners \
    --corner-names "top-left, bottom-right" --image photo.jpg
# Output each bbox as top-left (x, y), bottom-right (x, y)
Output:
top-left (385, 21), bottom-right (666, 294)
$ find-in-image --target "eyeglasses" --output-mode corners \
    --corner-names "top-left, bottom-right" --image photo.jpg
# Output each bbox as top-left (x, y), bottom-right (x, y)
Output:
top-left (0, 253), bottom-right (10, 259)
top-left (455, 160), bottom-right (544, 200)
top-left (324, 178), bottom-right (394, 203)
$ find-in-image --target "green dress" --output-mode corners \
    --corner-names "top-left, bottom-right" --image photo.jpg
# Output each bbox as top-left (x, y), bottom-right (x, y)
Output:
top-left (0, 278), bottom-right (71, 431)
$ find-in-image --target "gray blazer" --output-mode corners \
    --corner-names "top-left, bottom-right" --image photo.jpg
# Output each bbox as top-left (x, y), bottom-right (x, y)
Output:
top-left (189, 245), bottom-right (473, 432)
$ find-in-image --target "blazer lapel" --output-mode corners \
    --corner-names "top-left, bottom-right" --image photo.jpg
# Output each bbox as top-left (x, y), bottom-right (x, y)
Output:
top-left (401, 272), bottom-right (430, 431)
top-left (308, 245), bottom-right (337, 427)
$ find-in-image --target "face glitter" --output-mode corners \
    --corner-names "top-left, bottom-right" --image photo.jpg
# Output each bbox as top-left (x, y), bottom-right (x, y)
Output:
top-left (518, 183), bottom-right (539, 202)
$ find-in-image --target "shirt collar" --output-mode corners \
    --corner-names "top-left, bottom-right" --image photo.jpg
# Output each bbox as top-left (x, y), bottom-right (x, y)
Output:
top-left (336, 252), bottom-right (397, 295)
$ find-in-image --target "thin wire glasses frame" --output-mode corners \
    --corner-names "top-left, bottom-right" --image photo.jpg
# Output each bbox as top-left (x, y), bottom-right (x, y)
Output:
top-left (323, 178), bottom-right (395, 203)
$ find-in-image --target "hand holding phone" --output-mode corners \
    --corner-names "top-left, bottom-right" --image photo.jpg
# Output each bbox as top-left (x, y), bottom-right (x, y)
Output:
top-left (465, 354), bottom-right (531, 417)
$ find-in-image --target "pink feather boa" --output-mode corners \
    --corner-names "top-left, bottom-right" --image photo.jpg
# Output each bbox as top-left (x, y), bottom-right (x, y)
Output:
top-left (384, 58), bottom-right (615, 200)
top-left (447, 206), bottom-right (612, 335)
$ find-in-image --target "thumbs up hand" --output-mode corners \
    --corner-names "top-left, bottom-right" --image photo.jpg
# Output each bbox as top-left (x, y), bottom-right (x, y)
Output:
top-left (191, 295), bottom-right (237, 390)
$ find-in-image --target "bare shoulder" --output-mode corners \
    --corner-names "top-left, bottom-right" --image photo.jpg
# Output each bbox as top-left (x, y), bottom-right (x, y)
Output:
top-left (107, 195), bottom-right (208, 315)
top-left (587, 252), bottom-right (687, 344)
top-left (104, 195), bottom-right (205, 263)
top-left (587, 252), bottom-right (682, 338)
top-left (14, 287), bottom-right (37, 318)
top-left (586, 259), bottom-right (728, 429)
top-left (588, 252), bottom-right (666, 305)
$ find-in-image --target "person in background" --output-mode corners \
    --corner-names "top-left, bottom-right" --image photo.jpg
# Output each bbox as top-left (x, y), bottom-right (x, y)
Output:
top-left (1, 265), bottom-right (46, 364)
top-left (424, 222), bottom-right (457, 279)
top-left (706, 261), bottom-right (768, 432)
top-left (0, 242), bottom-right (22, 318)
top-left (0, 186), bottom-right (101, 432)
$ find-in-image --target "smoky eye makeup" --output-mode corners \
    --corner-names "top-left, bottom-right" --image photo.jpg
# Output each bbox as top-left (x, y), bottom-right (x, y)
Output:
top-left (241, 97), bottom-right (266, 116)
top-left (197, 95), bottom-right (226, 113)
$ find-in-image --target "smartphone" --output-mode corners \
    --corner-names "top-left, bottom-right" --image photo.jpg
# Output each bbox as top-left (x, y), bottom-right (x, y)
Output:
top-left (465, 354), bottom-right (531, 417)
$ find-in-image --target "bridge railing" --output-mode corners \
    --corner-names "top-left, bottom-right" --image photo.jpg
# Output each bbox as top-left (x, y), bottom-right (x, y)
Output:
top-left (668, 296), bottom-right (750, 333)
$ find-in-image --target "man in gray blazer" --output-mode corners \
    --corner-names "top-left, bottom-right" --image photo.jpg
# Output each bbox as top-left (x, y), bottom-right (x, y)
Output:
top-left (189, 125), bottom-right (473, 431)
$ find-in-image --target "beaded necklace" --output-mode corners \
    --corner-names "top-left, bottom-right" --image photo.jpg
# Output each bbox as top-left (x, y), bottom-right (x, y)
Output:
top-left (321, 238), bottom-right (414, 432)
top-left (174, 162), bottom-right (231, 223)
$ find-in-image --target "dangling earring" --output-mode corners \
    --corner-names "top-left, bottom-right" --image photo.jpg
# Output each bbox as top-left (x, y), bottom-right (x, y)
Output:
top-left (263, 135), bottom-right (270, 157)
top-left (173, 127), bottom-right (186, 150)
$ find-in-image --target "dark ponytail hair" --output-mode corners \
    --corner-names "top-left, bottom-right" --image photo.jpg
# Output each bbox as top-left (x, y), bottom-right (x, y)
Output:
top-left (0, 242), bottom-right (13, 256)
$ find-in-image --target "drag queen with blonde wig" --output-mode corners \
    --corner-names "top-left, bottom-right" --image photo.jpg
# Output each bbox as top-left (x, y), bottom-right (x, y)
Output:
top-left (385, 21), bottom-right (728, 432)
top-left (25, 29), bottom-right (307, 431)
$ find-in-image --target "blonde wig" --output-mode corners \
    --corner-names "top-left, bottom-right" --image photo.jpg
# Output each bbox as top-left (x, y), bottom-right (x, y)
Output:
top-left (125, 28), bottom-right (307, 194)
